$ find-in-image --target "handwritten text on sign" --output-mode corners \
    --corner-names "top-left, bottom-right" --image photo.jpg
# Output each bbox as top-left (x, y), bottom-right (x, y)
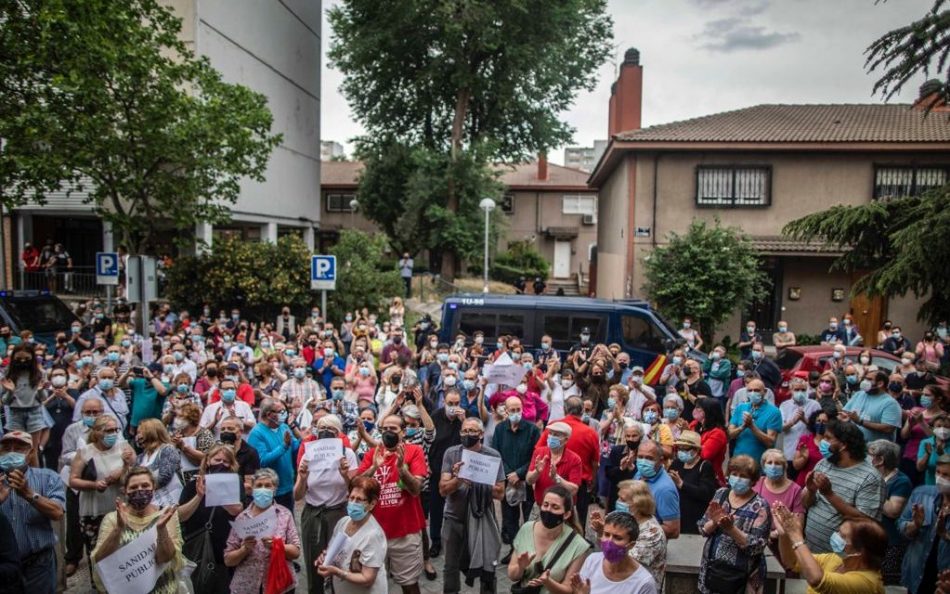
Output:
top-left (96, 526), bottom-right (168, 594)
top-left (231, 505), bottom-right (276, 540)
top-left (305, 438), bottom-right (343, 470)
top-left (458, 449), bottom-right (502, 486)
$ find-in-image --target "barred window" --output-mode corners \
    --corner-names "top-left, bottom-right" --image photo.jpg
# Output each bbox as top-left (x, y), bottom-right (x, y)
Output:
top-left (696, 166), bottom-right (771, 207)
top-left (874, 166), bottom-right (948, 200)
top-left (326, 193), bottom-right (357, 213)
top-left (562, 195), bottom-right (597, 215)
top-left (500, 193), bottom-right (514, 214)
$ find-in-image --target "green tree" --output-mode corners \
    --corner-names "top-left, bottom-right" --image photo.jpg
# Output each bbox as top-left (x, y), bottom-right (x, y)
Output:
top-left (329, 0), bottom-right (613, 279)
top-left (0, 0), bottom-right (280, 253)
top-left (327, 230), bottom-right (404, 321)
top-left (781, 0), bottom-right (950, 324)
top-left (643, 220), bottom-right (770, 339)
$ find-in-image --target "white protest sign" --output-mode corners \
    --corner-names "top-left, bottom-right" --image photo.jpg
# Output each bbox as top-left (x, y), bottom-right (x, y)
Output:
top-left (305, 438), bottom-right (343, 471)
top-left (180, 437), bottom-right (198, 472)
top-left (204, 473), bottom-right (242, 507)
top-left (231, 505), bottom-right (276, 539)
top-left (95, 525), bottom-right (168, 594)
top-left (321, 531), bottom-right (350, 568)
top-left (458, 449), bottom-right (502, 486)
top-left (484, 353), bottom-right (527, 387)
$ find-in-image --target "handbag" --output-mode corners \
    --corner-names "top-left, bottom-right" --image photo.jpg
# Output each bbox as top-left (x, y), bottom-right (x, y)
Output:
top-left (264, 537), bottom-right (294, 594)
top-left (510, 529), bottom-right (580, 594)
top-left (182, 508), bottom-right (230, 593)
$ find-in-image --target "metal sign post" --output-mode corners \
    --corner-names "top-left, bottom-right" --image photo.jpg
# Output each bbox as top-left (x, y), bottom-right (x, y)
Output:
top-left (96, 252), bottom-right (119, 312)
top-left (310, 255), bottom-right (337, 317)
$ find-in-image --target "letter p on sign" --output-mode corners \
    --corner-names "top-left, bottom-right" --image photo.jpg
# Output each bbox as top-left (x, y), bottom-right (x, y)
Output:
top-left (96, 252), bottom-right (119, 286)
top-left (310, 255), bottom-right (336, 291)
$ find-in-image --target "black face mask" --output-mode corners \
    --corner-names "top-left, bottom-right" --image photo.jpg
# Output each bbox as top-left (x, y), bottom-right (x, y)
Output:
top-left (626, 440), bottom-right (640, 451)
top-left (219, 431), bottom-right (237, 445)
top-left (208, 463), bottom-right (231, 474)
top-left (392, 375), bottom-right (402, 385)
top-left (539, 510), bottom-right (565, 530)
top-left (393, 336), bottom-right (402, 344)
top-left (591, 375), bottom-right (605, 384)
top-left (317, 430), bottom-right (336, 440)
top-left (206, 369), bottom-right (218, 378)
top-left (461, 434), bottom-right (481, 448)
top-left (888, 382), bottom-right (903, 393)
top-left (381, 431), bottom-right (400, 449)
top-left (618, 362), bottom-right (628, 369)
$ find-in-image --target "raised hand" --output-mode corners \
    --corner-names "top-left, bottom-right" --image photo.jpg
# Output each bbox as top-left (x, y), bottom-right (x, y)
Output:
top-left (668, 469), bottom-right (683, 489)
top-left (516, 551), bottom-right (536, 571)
top-left (535, 455), bottom-right (548, 475)
top-left (115, 499), bottom-right (130, 530)
top-left (707, 501), bottom-right (725, 524)
top-left (589, 510), bottom-right (604, 534)
top-left (718, 513), bottom-right (735, 531)
top-left (526, 570), bottom-right (551, 588)
top-left (339, 456), bottom-right (350, 477)
top-left (298, 459), bottom-right (310, 478)
top-left (570, 573), bottom-right (592, 594)
top-left (283, 429), bottom-right (292, 447)
top-left (912, 503), bottom-right (925, 528)
top-left (156, 505), bottom-right (178, 528)
top-left (196, 475), bottom-right (206, 497)
top-left (813, 472), bottom-right (832, 495)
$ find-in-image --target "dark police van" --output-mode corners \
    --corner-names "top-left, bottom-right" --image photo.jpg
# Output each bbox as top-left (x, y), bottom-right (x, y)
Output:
top-left (0, 290), bottom-right (80, 347)
top-left (439, 294), bottom-right (697, 380)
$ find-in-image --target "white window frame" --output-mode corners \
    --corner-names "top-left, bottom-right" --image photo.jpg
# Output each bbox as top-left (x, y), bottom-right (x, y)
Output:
top-left (562, 194), bottom-right (597, 216)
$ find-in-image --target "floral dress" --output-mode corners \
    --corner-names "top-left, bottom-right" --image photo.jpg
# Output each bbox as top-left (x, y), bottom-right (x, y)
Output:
top-left (632, 516), bottom-right (667, 588)
top-left (225, 503), bottom-right (301, 594)
top-left (698, 487), bottom-right (772, 594)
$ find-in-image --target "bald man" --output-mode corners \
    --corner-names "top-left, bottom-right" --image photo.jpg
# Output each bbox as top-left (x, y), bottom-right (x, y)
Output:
top-left (492, 395), bottom-right (541, 558)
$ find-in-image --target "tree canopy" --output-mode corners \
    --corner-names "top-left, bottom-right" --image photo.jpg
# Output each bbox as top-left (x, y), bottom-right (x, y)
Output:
top-left (643, 220), bottom-right (770, 339)
top-left (0, 0), bottom-right (281, 253)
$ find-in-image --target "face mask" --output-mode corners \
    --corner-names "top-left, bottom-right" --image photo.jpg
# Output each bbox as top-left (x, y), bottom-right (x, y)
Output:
top-left (51, 374), bottom-right (68, 388)
top-left (164, 365), bottom-right (175, 375)
top-left (636, 458), bottom-right (658, 479)
top-left (893, 332), bottom-right (902, 339)
top-left (748, 391), bottom-right (763, 405)
top-left (672, 356), bottom-right (683, 366)
top-left (496, 342), bottom-right (504, 351)
top-left (260, 341), bottom-right (271, 349)
top-left (176, 384), bottom-right (189, 394)
top-left (404, 426), bottom-right (419, 438)
top-left (859, 379), bottom-right (872, 392)
top-left (600, 539), bottom-right (629, 564)
top-left (317, 429), bottom-right (336, 440)
top-left (102, 433), bottom-right (119, 448)
top-left (746, 326), bottom-right (755, 334)
top-left (444, 376), bottom-right (457, 387)
top-left (381, 431), bottom-right (400, 449)
top-left (592, 374), bottom-right (605, 384)
top-left (286, 350), bottom-right (297, 357)
top-left (829, 531), bottom-right (848, 556)
top-left (763, 463), bottom-right (785, 479)
top-left (778, 325), bottom-right (788, 333)
top-left (99, 379), bottom-right (115, 391)
top-left (937, 476), bottom-right (950, 495)
top-left (474, 336), bottom-right (484, 345)
top-left (677, 450), bottom-right (694, 463)
top-left (252, 488), bottom-right (274, 509)
top-left (751, 351), bottom-right (763, 361)
top-left (829, 323), bottom-right (839, 331)
top-left (632, 375), bottom-right (643, 385)
top-left (607, 398), bottom-right (617, 410)
top-left (173, 418), bottom-right (188, 431)
top-left (460, 379), bottom-right (475, 391)
top-left (580, 334), bottom-right (590, 344)
top-left (709, 351), bottom-right (721, 361)
top-left (516, 383), bottom-right (527, 394)
top-left (736, 369), bottom-right (745, 378)
top-left (819, 381), bottom-right (833, 392)
top-left (291, 368), bottom-right (307, 380)
top-left (347, 501), bottom-right (368, 521)
top-left (934, 427), bottom-right (950, 441)
top-left (127, 489), bottom-right (153, 511)
top-left (71, 326), bottom-right (81, 334)
top-left (221, 389), bottom-right (236, 403)
top-left (539, 510), bottom-right (565, 529)
top-left (814, 422), bottom-right (826, 435)
top-left (445, 405), bottom-right (460, 418)
top-left (792, 391), bottom-right (807, 404)
top-left (219, 431), bottom-right (237, 445)
top-left (546, 435), bottom-right (562, 450)
top-left (391, 375), bottom-right (402, 385)
top-left (728, 475), bottom-right (751, 494)
top-left (819, 439), bottom-right (834, 460)
top-left (276, 411), bottom-right (288, 424)
top-left (358, 367), bottom-right (370, 377)
top-left (582, 414), bottom-right (591, 424)
top-left (82, 415), bottom-right (98, 428)
top-left (561, 379), bottom-right (573, 390)
top-left (664, 407), bottom-right (679, 420)
top-left (324, 349), bottom-right (334, 358)
top-left (436, 353), bottom-right (448, 363)
top-left (541, 342), bottom-right (551, 351)
top-left (461, 434), bottom-right (481, 448)
top-left (120, 339), bottom-right (132, 348)
top-left (0, 452), bottom-right (27, 473)
top-left (506, 411), bottom-right (522, 424)
top-left (208, 463), bottom-right (230, 474)
top-left (643, 410), bottom-right (658, 424)
top-left (921, 396), bottom-right (934, 408)
top-left (106, 352), bottom-right (120, 363)
top-left (615, 500), bottom-right (630, 513)
top-left (860, 356), bottom-right (870, 365)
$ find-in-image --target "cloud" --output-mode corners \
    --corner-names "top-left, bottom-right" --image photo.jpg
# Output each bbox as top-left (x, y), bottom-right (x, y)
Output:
top-left (688, 0), bottom-right (771, 16)
top-left (694, 17), bottom-right (801, 52)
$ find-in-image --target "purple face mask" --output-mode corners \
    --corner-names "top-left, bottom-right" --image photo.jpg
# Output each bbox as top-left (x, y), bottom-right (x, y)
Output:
top-left (600, 538), bottom-right (628, 563)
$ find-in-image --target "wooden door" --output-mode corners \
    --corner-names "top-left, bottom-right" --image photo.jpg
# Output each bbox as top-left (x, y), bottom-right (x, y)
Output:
top-left (849, 272), bottom-right (886, 346)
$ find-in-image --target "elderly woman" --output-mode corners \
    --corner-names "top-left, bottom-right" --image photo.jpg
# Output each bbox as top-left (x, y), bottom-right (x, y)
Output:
top-left (662, 393), bottom-right (690, 439)
top-left (698, 455), bottom-right (772, 594)
top-left (316, 476), bottom-right (389, 593)
top-left (224, 468), bottom-right (302, 594)
top-left (135, 418), bottom-right (183, 507)
top-left (69, 415), bottom-right (135, 556)
top-left (591, 479), bottom-right (667, 588)
top-left (866, 439), bottom-right (912, 585)
top-left (774, 503), bottom-right (887, 593)
top-left (640, 401), bottom-right (673, 459)
top-left (92, 467), bottom-right (184, 594)
top-left (669, 430), bottom-right (718, 534)
top-left (754, 448), bottom-right (804, 568)
top-left (169, 402), bottom-right (215, 483)
top-left (178, 445), bottom-right (244, 592)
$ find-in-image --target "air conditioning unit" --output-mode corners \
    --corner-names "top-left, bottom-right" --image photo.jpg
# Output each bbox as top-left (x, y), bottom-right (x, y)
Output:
top-left (582, 214), bottom-right (597, 225)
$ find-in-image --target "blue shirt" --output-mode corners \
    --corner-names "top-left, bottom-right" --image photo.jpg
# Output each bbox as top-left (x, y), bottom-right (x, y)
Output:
top-left (898, 485), bottom-right (950, 594)
top-left (246, 422), bottom-right (299, 496)
top-left (0, 467), bottom-right (65, 558)
top-left (637, 467), bottom-right (680, 522)
top-left (730, 402), bottom-right (782, 461)
top-left (843, 390), bottom-right (902, 442)
top-left (311, 355), bottom-right (345, 391)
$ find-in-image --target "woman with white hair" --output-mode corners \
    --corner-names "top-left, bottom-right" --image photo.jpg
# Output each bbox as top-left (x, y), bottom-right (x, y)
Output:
top-left (662, 393), bottom-right (689, 439)
top-left (867, 438), bottom-right (912, 585)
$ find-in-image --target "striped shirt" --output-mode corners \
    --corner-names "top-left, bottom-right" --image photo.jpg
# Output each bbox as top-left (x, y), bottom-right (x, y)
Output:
top-left (804, 459), bottom-right (884, 553)
top-left (0, 467), bottom-right (66, 558)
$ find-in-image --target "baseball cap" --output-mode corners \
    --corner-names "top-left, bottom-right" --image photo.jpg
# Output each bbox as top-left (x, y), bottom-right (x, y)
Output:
top-left (1, 430), bottom-right (32, 447)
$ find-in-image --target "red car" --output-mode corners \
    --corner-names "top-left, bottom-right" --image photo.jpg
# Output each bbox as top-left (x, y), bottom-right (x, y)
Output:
top-left (773, 346), bottom-right (902, 403)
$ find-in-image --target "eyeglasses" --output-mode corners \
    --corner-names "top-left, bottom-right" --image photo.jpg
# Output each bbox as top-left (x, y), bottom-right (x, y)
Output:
top-left (348, 495), bottom-right (369, 504)
top-left (460, 430), bottom-right (482, 436)
top-left (102, 428), bottom-right (120, 434)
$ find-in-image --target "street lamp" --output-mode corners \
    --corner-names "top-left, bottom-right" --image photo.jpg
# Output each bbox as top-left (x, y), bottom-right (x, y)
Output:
top-left (479, 198), bottom-right (496, 293)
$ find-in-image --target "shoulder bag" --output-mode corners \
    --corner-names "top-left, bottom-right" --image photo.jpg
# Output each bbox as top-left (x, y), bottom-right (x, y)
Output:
top-left (510, 529), bottom-right (582, 594)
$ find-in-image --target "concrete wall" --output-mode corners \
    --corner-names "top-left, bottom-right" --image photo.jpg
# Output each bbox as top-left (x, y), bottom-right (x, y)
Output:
top-left (780, 258), bottom-right (852, 337)
top-left (195, 0), bottom-right (321, 231)
top-left (887, 293), bottom-right (930, 342)
top-left (596, 156), bottom-right (631, 298)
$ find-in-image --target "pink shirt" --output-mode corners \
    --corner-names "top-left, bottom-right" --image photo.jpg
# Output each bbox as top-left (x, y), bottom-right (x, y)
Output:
top-left (794, 434), bottom-right (823, 487)
top-left (490, 389), bottom-right (549, 423)
top-left (225, 504), bottom-right (301, 594)
top-left (754, 477), bottom-right (805, 514)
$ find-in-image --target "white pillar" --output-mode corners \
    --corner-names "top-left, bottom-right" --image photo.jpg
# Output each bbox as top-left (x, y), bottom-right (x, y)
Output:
top-left (195, 222), bottom-right (213, 254)
top-left (303, 226), bottom-right (315, 251)
top-left (264, 222), bottom-right (278, 243)
top-left (102, 221), bottom-right (114, 252)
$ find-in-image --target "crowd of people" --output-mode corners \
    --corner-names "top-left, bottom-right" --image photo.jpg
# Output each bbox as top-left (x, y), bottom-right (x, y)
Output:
top-left (1, 298), bottom-right (949, 594)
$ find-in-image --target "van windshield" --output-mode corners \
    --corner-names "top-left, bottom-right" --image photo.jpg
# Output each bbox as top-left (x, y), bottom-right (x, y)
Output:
top-left (0, 296), bottom-right (77, 334)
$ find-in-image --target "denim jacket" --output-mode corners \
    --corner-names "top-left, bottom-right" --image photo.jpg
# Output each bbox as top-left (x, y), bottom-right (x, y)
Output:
top-left (898, 485), bottom-right (950, 594)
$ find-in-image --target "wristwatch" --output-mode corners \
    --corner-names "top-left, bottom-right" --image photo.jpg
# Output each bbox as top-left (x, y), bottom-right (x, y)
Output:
top-left (30, 492), bottom-right (41, 503)
top-left (791, 540), bottom-right (806, 550)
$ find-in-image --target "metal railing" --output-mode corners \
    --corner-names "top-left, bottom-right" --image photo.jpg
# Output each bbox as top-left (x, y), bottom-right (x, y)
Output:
top-left (17, 266), bottom-right (108, 297)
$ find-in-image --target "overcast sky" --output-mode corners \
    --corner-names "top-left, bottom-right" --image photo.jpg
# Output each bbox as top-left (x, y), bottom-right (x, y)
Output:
top-left (320, 0), bottom-right (936, 164)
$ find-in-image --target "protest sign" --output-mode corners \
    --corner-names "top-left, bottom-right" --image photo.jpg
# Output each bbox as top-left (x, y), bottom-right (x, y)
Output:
top-left (305, 438), bottom-right (344, 471)
top-left (95, 526), bottom-right (167, 594)
top-left (179, 436), bottom-right (198, 472)
top-left (232, 505), bottom-right (277, 539)
top-left (458, 449), bottom-right (502, 486)
top-left (483, 362), bottom-right (526, 387)
top-left (321, 531), bottom-right (350, 568)
top-left (204, 473), bottom-right (241, 507)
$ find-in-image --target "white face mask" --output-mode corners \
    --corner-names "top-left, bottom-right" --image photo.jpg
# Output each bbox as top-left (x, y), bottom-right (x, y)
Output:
top-left (561, 379), bottom-right (573, 390)
top-left (516, 383), bottom-right (527, 394)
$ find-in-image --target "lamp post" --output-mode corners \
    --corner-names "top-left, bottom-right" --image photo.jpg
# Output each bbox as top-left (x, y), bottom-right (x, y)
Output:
top-left (349, 199), bottom-right (359, 227)
top-left (479, 198), bottom-right (496, 293)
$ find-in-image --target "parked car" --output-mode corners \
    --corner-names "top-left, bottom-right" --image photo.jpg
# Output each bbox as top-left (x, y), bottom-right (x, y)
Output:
top-left (0, 290), bottom-right (80, 347)
top-left (439, 294), bottom-right (701, 383)
top-left (774, 346), bottom-right (901, 403)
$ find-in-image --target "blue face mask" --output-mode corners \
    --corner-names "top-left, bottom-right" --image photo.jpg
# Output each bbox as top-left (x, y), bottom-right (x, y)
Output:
top-left (106, 352), bottom-right (120, 362)
top-left (751, 351), bottom-right (763, 361)
top-left (176, 384), bottom-right (189, 394)
top-left (496, 342), bottom-right (503, 350)
top-left (252, 488), bottom-right (274, 509)
top-left (676, 450), bottom-right (694, 463)
top-left (362, 420), bottom-right (375, 432)
top-left (664, 407), bottom-right (679, 420)
top-left (736, 369), bottom-right (745, 378)
top-left (748, 391), bottom-right (763, 405)
top-left (98, 379), bottom-right (114, 391)
top-left (829, 531), bottom-right (847, 555)
top-left (102, 433), bottom-right (119, 448)
top-left (846, 375), bottom-right (858, 385)
top-left (643, 411), bottom-right (658, 424)
top-left (347, 501), bottom-right (369, 522)
top-left (508, 412), bottom-right (522, 424)
top-left (332, 389), bottom-right (345, 400)
top-left (728, 475), bottom-right (751, 494)
top-left (277, 411), bottom-right (289, 424)
top-left (636, 458), bottom-right (658, 479)
top-left (221, 389), bottom-right (236, 403)
top-left (405, 427), bottom-right (419, 437)
top-left (0, 452), bottom-right (27, 473)
top-left (921, 396), bottom-right (934, 408)
top-left (546, 436), bottom-right (562, 450)
top-left (294, 368), bottom-right (307, 379)
top-left (614, 500), bottom-right (630, 514)
top-left (818, 439), bottom-right (833, 459)
top-left (672, 356), bottom-right (683, 366)
top-left (437, 354), bottom-right (448, 363)
top-left (82, 415), bottom-right (97, 428)
top-left (607, 398), bottom-right (616, 410)
top-left (523, 362), bottom-right (532, 370)
top-left (763, 463), bottom-right (785, 479)
top-left (582, 414), bottom-right (591, 424)
top-left (792, 391), bottom-right (807, 404)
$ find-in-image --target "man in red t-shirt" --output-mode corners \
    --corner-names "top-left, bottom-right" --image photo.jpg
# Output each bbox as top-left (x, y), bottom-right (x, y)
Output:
top-left (527, 421), bottom-right (582, 508)
top-left (206, 362), bottom-right (255, 406)
top-left (355, 414), bottom-right (428, 594)
top-left (536, 396), bottom-right (600, 527)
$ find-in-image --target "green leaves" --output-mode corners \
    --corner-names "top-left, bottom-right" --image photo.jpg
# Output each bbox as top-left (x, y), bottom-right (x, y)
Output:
top-left (326, 231), bottom-right (404, 321)
top-left (783, 187), bottom-right (950, 324)
top-left (643, 219), bottom-right (770, 338)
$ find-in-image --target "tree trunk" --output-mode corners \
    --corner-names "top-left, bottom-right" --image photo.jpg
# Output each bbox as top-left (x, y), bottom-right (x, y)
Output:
top-left (440, 88), bottom-right (471, 283)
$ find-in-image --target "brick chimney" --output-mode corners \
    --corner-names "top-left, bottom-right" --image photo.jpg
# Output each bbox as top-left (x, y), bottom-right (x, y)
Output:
top-left (608, 48), bottom-right (643, 137)
top-left (913, 79), bottom-right (949, 112)
top-left (537, 153), bottom-right (548, 181)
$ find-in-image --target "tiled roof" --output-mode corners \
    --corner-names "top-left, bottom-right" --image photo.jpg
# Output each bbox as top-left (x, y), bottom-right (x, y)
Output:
top-left (615, 104), bottom-right (950, 144)
top-left (320, 160), bottom-right (594, 190)
top-left (320, 161), bottom-right (364, 187)
top-left (751, 236), bottom-right (844, 255)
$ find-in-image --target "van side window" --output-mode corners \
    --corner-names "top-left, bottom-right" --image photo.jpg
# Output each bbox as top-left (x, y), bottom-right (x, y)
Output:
top-left (541, 315), bottom-right (570, 350)
top-left (459, 312), bottom-right (496, 337)
top-left (622, 315), bottom-right (664, 352)
top-left (570, 317), bottom-right (603, 342)
top-left (498, 314), bottom-right (526, 339)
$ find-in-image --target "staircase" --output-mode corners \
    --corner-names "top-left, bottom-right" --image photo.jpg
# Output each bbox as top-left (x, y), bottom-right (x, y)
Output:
top-left (546, 279), bottom-right (583, 296)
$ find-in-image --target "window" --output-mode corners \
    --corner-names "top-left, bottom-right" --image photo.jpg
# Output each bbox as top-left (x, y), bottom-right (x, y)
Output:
top-left (326, 193), bottom-right (357, 213)
top-left (696, 166), bottom-right (771, 207)
top-left (500, 193), bottom-right (514, 214)
top-left (541, 314), bottom-right (571, 350)
top-left (873, 166), bottom-right (948, 200)
top-left (621, 315), bottom-right (664, 352)
top-left (497, 313), bottom-right (526, 338)
top-left (562, 195), bottom-right (597, 215)
top-left (569, 316), bottom-right (604, 342)
top-left (459, 312), bottom-right (497, 338)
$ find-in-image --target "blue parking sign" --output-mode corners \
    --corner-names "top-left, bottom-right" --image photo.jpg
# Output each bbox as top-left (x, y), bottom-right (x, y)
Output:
top-left (96, 252), bottom-right (119, 286)
top-left (310, 255), bottom-right (336, 291)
